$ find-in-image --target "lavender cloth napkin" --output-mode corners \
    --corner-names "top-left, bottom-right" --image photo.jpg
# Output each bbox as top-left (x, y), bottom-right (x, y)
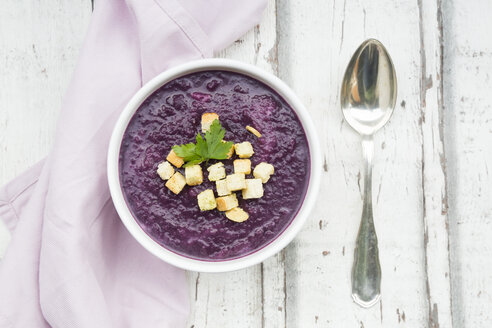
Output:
top-left (0, 0), bottom-right (266, 327)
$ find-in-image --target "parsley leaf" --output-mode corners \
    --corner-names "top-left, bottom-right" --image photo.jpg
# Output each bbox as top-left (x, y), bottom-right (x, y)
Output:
top-left (205, 120), bottom-right (233, 160)
top-left (195, 134), bottom-right (209, 159)
top-left (172, 119), bottom-right (233, 167)
top-left (172, 142), bottom-right (197, 160)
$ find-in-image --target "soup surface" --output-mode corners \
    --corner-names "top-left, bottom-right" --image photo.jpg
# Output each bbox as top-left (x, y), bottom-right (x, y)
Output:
top-left (119, 70), bottom-right (310, 260)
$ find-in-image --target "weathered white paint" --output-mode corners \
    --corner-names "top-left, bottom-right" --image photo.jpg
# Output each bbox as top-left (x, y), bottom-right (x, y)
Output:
top-left (443, 0), bottom-right (492, 327)
top-left (0, 0), bottom-right (92, 184)
top-left (418, 0), bottom-right (453, 327)
top-left (1, 0), bottom-right (491, 327)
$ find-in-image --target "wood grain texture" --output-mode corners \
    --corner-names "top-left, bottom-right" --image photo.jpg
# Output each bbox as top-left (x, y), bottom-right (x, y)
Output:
top-left (443, 0), bottom-right (492, 326)
top-left (0, 0), bottom-right (92, 184)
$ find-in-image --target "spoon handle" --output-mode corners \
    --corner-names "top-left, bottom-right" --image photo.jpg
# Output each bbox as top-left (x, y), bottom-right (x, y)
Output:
top-left (351, 137), bottom-right (381, 307)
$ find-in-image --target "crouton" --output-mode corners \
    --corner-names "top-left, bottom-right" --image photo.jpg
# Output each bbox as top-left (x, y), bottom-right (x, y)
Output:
top-left (165, 172), bottom-right (186, 195)
top-left (207, 162), bottom-right (226, 181)
top-left (157, 161), bottom-right (174, 180)
top-left (242, 178), bottom-right (264, 199)
top-left (166, 149), bottom-right (184, 168)
top-left (223, 140), bottom-right (235, 159)
top-left (225, 207), bottom-right (249, 223)
top-left (216, 194), bottom-right (239, 211)
top-left (226, 173), bottom-right (246, 191)
top-left (233, 159), bottom-right (251, 175)
top-left (246, 125), bottom-right (262, 138)
top-left (197, 189), bottom-right (217, 211)
top-left (253, 162), bottom-right (275, 183)
top-left (234, 141), bottom-right (254, 158)
top-left (201, 113), bottom-right (219, 132)
top-left (185, 164), bottom-right (203, 186)
top-left (216, 179), bottom-right (231, 196)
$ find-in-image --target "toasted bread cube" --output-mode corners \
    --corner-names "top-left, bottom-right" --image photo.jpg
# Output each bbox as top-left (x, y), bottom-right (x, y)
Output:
top-left (223, 140), bottom-right (235, 159)
top-left (185, 164), bottom-right (203, 186)
top-left (197, 189), bottom-right (217, 211)
top-left (225, 207), bottom-right (249, 223)
top-left (216, 179), bottom-right (231, 196)
top-left (216, 194), bottom-right (239, 211)
top-left (201, 113), bottom-right (219, 132)
top-left (246, 125), bottom-right (262, 138)
top-left (157, 161), bottom-right (174, 180)
top-left (226, 173), bottom-right (246, 191)
top-left (235, 142), bottom-right (254, 158)
top-left (242, 179), bottom-right (264, 199)
top-left (233, 159), bottom-right (251, 175)
top-left (253, 162), bottom-right (275, 183)
top-left (166, 149), bottom-right (184, 168)
top-left (207, 162), bottom-right (226, 181)
top-left (165, 172), bottom-right (186, 195)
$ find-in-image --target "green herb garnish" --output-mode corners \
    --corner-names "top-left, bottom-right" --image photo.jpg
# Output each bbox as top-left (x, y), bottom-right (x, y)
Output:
top-left (172, 120), bottom-right (233, 167)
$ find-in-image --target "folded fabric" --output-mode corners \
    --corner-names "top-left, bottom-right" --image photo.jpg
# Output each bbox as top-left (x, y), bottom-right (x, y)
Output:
top-left (0, 0), bottom-right (266, 327)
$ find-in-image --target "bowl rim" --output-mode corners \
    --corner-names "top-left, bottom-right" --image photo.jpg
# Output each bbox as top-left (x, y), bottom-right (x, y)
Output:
top-left (107, 58), bottom-right (321, 272)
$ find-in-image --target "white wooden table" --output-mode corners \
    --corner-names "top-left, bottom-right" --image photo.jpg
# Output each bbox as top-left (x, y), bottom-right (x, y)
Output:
top-left (1, 1), bottom-right (491, 327)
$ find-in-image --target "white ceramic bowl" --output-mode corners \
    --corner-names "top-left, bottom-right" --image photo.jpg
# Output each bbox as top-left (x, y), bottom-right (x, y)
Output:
top-left (107, 58), bottom-right (321, 272)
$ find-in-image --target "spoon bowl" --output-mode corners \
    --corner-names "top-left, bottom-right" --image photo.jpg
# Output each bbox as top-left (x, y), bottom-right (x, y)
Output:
top-left (341, 39), bottom-right (397, 135)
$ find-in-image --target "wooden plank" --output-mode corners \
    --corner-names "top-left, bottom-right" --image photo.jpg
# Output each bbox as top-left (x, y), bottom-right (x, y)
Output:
top-left (442, 0), bottom-right (492, 326)
top-left (0, 0), bottom-right (92, 184)
top-left (186, 1), bottom-right (281, 327)
top-left (418, 0), bottom-right (453, 327)
top-left (0, 0), bottom-right (92, 258)
top-left (277, 0), bottom-right (431, 326)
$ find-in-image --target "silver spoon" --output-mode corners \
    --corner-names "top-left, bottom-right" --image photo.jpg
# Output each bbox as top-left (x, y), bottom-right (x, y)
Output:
top-left (340, 39), bottom-right (397, 307)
